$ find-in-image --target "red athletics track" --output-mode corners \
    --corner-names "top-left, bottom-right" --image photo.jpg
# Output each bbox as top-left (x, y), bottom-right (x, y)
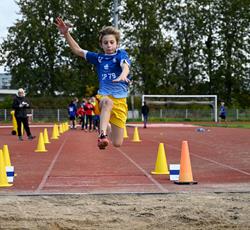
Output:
top-left (0, 123), bottom-right (250, 194)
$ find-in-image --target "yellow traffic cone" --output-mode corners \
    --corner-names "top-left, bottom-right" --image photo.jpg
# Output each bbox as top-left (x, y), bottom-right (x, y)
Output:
top-left (62, 123), bottom-right (66, 132)
top-left (35, 132), bottom-right (47, 152)
top-left (132, 127), bottom-right (141, 142)
top-left (43, 128), bottom-right (50, 144)
top-left (66, 122), bottom-right (69, 131)
top-left (3, 145), bottom-right (15, 183)
top-left (3, 145), bottom-right (11, 166)
top-left (55, 124), bottom-right (60, 137)
top-left (123, 126), bottom-right (128, 138)
top-left (151, 143), bottom-right (169, 175)
top-left (51, 124), bottom-right (59, 140)
top-left (59, 124), bottom-right (63, 134)
top-left (64, 122), bottom-right (68, 132)
top-left (0, 150), bottom-right (12, 187)
top-left (10, 111), bottom-right (17, 135)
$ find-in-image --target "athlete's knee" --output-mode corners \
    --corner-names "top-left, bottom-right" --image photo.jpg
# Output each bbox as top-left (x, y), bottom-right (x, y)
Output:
top-left (113, 142), bottom-right (122, 148)
top-left (112, 139), bottom-right (123, 148)
top-left (101, 98), bottom-right (113, 109)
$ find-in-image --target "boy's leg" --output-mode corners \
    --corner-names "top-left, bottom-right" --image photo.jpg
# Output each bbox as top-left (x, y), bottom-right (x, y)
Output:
top-left (85, 116), bottom-right (89, 130)
top-left (89, 116), bottom-right (93, 131)
top-left (81, 116), bottom-right (84, 129)
top-left (83, 115), bottom-right (86, 129)
top-left (69, 117), bottom-right (73, 128)
top-left (98, 97), bottom-right (113, 149)
top-left (110, 124), bottom-right (124, 147)
top-left (99, 97), bottom-right (113, 135)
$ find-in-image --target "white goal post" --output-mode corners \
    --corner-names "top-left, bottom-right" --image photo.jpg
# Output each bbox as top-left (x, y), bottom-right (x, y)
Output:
top-left (142, 95), bottom-right (218, 122)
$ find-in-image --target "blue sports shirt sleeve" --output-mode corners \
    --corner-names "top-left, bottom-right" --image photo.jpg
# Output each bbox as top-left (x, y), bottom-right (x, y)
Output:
top-left (85, 51), bottom-right (99, 65)
top-left (117, 50), bottom-right (131, 67)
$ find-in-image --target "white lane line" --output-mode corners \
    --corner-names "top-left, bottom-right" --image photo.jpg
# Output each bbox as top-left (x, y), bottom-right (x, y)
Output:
top-left (166, 142), bottom-right (250, 176)
top-left (116, 148), bottom-right (169, 192)
top-left (190, 153), bottom-right (250, 176)
top-left (35, 138), bottom-right (67, 193)
top-left (146, 138), bottom-right (250, 176)
top-left (44, 184), bottom-right (157, 188)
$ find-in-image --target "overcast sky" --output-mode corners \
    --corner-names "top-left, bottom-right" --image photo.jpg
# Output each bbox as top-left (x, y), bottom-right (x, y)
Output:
top-left (0, 0), bottom-right (20, 73)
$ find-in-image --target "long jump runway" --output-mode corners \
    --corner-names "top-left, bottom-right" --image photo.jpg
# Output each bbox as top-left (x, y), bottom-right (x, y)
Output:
top-left (0, 124), bottom-right (250, 194)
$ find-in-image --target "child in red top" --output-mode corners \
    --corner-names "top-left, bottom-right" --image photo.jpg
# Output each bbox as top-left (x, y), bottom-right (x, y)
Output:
top-left (84, 99), bottom-right (94, 131)
top-left (77, 106), bottom-right (86, 130)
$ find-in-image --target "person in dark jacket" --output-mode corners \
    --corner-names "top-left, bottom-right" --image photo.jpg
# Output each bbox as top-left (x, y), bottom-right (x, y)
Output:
top-left (12, 88), bottom-right (35, 141)
top-left (141, 101), bottom-right (149, 128)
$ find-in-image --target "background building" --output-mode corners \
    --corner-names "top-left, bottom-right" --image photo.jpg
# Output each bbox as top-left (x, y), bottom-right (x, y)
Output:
top-left (0, 73), bottom-right (11, 89)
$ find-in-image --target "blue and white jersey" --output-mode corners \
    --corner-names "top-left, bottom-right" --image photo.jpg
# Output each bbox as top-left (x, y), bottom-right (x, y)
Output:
top-left (85, 49), bottom-right (131, 98)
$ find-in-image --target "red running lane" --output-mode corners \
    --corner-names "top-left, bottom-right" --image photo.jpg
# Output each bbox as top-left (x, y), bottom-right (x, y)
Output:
top-left (0, 124), bottom-right (249, 194)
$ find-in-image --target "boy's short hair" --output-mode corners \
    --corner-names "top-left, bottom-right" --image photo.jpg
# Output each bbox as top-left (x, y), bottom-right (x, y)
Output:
top-left (99, 26), bottom-right (120, 44)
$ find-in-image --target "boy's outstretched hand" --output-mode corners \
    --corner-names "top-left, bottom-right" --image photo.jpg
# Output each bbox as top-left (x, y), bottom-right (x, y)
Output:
top-left (55, 17), bottom-right (71, 35)
top-left (113, 62), bottom-right (130, 83)
top-left (112, 75), bottom-right (131, 83)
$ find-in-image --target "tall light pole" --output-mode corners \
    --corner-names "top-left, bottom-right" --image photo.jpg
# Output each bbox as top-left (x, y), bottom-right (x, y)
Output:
top-left (113, 0), bottom-right (119, 29)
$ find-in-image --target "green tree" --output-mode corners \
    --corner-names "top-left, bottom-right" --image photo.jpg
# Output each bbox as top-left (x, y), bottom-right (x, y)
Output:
top-left (0, 0), bottom-right (66, 95)
top-left (122, 0), bottom-right (171, 95)
top-left (215, 0), bottom-right (250, 106)
top-left (1, 0), bottom-right (249, 107)
top-left (60, 0), bottom-right (112, 97)
top-left (0, 0), bottom-right (111, 97)
top-left (166, 1), bottom-right (206, 94)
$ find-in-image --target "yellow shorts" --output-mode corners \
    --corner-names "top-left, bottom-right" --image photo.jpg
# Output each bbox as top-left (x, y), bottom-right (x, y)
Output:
top-left (95, 95), bottom-right (127, 128)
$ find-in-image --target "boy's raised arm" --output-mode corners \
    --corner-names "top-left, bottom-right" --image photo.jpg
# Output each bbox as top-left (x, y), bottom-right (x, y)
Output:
top-left (55, 17), bottom-right (84, 57)
top-left (113, 62), bottom-right (130, 83)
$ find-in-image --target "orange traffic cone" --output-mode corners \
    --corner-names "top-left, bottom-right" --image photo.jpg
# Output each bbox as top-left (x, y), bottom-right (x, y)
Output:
top-left (123, 126), bottom-right (128, 138)
top-left (132, 127), bottom-right (141, 142)
top-left (0, 150), bottom-right (12, 187)
top-left (43, 128), bottom-right (50, 144)
top-left (35, 132), bottom-right (47, 152)
top-left (174, 141), bottom-right (197, 185)
top-left (151, 143), bottom-right (169, 175)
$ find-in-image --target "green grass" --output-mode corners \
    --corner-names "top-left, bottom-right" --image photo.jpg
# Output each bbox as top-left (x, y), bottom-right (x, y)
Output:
top-left (127, 117), bottom-right (210, 122)
top-left (197, 122), bottom-right (250, 129)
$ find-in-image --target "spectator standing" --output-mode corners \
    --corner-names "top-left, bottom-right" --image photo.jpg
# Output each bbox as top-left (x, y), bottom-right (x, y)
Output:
top-left (219, 101), bottom-right (227, 123)
top-left (141, 101), bottom-right (149, 128)
top-left (84, 98), bottom-right (94, 131)
top-left (77, 105), bottom-right (86, 130)
top-left (68, 100), bottom-right (77, 129)
top-left (90, 97), bottom-right (100, 132)
top-left (73, 97), bottom-right (79, 108)
top-left (12, 88), bottom-right (35, 141)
